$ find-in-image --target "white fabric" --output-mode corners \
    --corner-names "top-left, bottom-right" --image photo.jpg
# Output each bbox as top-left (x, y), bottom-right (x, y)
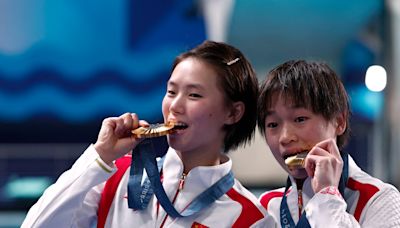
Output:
top-left (259, 156), bottom-right (400, 228)
top-left (22, 145), bottom-right (274, 227)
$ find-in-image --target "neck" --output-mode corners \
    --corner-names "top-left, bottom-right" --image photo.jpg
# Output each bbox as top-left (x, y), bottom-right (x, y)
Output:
top-left (176, 149), bottom-right (222, 174)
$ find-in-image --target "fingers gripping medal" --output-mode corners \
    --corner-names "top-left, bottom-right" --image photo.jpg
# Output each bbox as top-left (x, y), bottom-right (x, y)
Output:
top-left (131, 122), bottom-right (186, 138)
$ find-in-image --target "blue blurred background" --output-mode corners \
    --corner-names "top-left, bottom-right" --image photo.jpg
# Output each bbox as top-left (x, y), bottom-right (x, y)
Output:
top-left (1, 0), bottom-right (400, 226)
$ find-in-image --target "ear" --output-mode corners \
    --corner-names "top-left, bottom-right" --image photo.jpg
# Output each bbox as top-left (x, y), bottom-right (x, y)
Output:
top-left (335, 112), bottom-right (347, 136)
top-left (225, 101), bottom-right (245, 125)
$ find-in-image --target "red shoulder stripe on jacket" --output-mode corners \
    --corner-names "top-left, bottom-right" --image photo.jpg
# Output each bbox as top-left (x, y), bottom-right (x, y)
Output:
top-left (259, 191), bottom-right (284, 211)
top-left (97, 156), bottom-right (131, 228)
top-left (226, 188), bottom-right (264, 228)
top-left (347, 177), bottom-right (379, 221)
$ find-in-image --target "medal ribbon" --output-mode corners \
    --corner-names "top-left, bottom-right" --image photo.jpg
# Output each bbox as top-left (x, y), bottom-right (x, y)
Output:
top-left (127, 140), bottom-right (235, 218)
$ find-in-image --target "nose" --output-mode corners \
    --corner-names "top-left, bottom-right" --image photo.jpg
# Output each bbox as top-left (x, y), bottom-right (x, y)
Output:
top-left (169, 94), bottom-right (184, 115)
top-left (279, 123), bottom-right (297, 145)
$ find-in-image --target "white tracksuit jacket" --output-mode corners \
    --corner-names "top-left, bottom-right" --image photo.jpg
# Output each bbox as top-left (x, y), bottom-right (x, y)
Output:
top-left (259, 156), bottom-right (400, 228)
top-left (22, 145), bottom-right (274, 227)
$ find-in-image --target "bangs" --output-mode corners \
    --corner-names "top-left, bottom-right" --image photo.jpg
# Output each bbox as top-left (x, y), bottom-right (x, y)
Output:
top-left (264, 73), bottom-right (316, 112)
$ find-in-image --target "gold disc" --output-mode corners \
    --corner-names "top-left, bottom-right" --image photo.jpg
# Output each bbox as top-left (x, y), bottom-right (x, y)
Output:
top-left (132, 122), bottom-right (175, 138)
top-left (285, 150), bottom-right (309, 169)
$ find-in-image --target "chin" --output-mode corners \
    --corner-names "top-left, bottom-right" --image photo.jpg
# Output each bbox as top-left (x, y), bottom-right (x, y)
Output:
top-left (167, 138), bottom-right (186, 152)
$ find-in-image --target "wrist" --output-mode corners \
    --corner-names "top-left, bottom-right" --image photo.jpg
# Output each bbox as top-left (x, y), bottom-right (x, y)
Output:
top-left (94, 143), bottom-right (114, 165)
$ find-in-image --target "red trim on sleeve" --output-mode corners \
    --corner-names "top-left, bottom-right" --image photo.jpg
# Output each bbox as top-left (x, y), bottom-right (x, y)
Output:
top-left (259, 191), bottom-right (284, 211)
top-left (191, 222), bottom-right (209, 228)
top-left (226, 188), bottom-right (265, 228)
top-left (347, 177), bottom-right (379, 221)
top-left (97, 156), bottom-right (131, 228)
top-left (319, 186), bottom-right (342, 198)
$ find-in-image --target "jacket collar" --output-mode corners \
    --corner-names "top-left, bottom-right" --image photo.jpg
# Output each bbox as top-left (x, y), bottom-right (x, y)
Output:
top-left (162, 147), bottom-right (232, 199)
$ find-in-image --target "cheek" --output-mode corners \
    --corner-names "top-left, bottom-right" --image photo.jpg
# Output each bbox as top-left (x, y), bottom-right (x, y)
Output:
top-left (161, 97), bottom-right (170, 115)
top-left (265, 132), bottom-right (276, 145)
top-left (197, 111), bottom-right (214, 122)
top-left (205, 107), bottom-right (227, 125)
top-left (194, 111), bottom-right (220, 129)
top-left (313, 124), bottom-right (336, 139)
top-left (266, 134), bottom-right (283, 154)
top-left (267, 137), bottom-right (284, 161)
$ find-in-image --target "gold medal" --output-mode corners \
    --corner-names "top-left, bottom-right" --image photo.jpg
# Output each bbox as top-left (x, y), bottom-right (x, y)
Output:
top-left (285, 150), bottom-right (309, 169)
top-left (131, 122), bottom-right (186, 138)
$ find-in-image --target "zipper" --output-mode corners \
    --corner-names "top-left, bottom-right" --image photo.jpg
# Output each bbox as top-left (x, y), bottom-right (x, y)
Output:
top-left (297, 189), bottom-right (303, 218)
top-left (160, 173), bottom-right (187, 228)
top-left (178, 173), bottom-right (186, 191)
top-left (295, 178), bottom-right (305, 219)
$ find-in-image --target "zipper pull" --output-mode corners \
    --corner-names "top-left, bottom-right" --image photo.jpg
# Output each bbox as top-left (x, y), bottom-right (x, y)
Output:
top-left (179, 173), bottom-right (186, 191)
top-left (297, 189), bottom-right (303, 217)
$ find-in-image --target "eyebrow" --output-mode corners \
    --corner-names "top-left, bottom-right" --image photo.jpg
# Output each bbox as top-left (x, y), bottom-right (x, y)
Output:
top-left (167, 80), bottom-right (206, 91)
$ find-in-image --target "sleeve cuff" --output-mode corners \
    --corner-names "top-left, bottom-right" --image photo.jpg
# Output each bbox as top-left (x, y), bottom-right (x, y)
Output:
top-left (95, 158), bottom-right (113, 173)
top-left (88, 144), bottom-right (116, 173)
top-left (318, 186), bottom-right (343, 198)
top-left (304, 186), bottom-right (347, 226)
